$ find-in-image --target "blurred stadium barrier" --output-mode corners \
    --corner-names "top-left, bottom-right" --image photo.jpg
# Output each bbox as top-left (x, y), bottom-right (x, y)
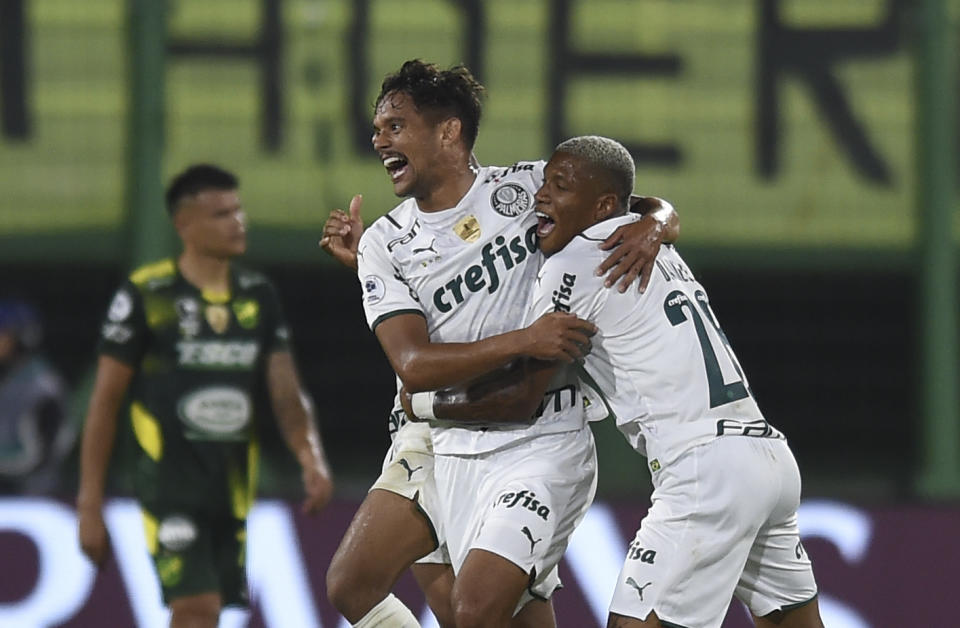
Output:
top-left (1, 496), bottom-right (957, 627)
top-left (0, 0), bottom-right (946, 262)
top-left (0, 0), bottom-right (957, 500)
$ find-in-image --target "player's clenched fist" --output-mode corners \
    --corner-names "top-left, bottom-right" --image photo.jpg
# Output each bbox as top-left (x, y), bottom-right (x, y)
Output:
top-left (520, 311), bottom-right (597, 362)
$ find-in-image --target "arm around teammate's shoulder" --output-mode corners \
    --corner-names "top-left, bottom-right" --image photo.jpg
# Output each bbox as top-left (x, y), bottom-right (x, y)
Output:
top-left (598, 197), bottom-right (679, 293)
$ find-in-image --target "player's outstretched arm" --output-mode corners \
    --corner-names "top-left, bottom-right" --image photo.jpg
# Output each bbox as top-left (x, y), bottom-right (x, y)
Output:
top-left (374, 311), bottom-right (596, 393)
top-left (266, 351), bottom-right (334, 514)
top-left (400, 357), bottom-right (559, 424)
top-left (77, 355), bottom-right (135, 567)
top-left (319, 194), bottom-right (364, 270)
top-left (598, 197), bottom-right (679, 293)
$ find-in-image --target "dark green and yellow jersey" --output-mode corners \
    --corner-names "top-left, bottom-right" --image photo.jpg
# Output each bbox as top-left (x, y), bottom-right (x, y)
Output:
top-left (98, 258), bottom-right (290, 517)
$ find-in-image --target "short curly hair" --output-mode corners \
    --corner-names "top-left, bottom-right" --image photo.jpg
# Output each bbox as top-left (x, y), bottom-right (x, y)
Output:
top-left (376, 59), bottom-right (485, 150)
top-left (555, 136), bottom-right (635, 208)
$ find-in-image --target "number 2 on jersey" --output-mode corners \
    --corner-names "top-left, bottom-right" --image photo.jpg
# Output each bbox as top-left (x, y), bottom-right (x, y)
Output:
top-left (663, 289), bottom-right (751, 408)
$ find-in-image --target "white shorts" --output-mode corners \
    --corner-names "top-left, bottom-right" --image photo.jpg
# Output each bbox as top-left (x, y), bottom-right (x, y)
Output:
top-left (370, 421), bottom-right (448, 564)
top-left (434, 427), bottom-right (598, 608)
top-left (609, 437), bottom-right (818, 628)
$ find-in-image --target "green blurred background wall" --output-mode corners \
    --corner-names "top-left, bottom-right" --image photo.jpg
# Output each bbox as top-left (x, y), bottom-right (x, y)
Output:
top-left (0, 0), bottom-right (957, 501)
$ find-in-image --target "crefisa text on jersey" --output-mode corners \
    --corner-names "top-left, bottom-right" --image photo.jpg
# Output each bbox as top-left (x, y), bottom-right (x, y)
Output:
top-left (551, 273), bottom-right (577, 313)
top-left (432, 224), bottom-right (539, 313)
top-left (495, 489), bottom-right (551, 521)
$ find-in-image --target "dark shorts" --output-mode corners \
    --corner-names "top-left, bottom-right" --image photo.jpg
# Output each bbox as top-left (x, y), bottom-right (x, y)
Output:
top-left (141, 503), bottom-right (249, 607)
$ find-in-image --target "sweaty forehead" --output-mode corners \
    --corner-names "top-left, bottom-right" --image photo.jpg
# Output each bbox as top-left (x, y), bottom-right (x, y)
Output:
top-left (546, 152), bottom-right (588, 179)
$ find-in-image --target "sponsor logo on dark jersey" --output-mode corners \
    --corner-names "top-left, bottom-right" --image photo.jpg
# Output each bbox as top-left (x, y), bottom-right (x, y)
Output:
top-left (176, 340), bottom-right (259, 367)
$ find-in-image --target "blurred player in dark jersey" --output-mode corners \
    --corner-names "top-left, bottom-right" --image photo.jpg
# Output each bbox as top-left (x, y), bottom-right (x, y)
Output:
top-left (77, 164), bottom-right (334, 628)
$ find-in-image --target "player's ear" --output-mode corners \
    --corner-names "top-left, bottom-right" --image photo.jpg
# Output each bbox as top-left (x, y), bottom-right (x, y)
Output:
top-left (594, 193), bottom-right (619, 221)
top-left (171, 204), bottom-right (193, 238)
top-left (440, 117), bottom-right (462, 146)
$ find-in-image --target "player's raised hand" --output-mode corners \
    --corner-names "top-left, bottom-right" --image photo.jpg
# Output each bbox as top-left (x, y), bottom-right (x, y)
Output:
top-left (319, 194), bottom-right (364, 270)
top-left (521, 312), bottom-right (597, 362)
top-left (597, 209), bottom-right (666, 293)
top-left (301, 462), bottom-right (334, 514)
top-left (78, 506), bottom-right (112, 567)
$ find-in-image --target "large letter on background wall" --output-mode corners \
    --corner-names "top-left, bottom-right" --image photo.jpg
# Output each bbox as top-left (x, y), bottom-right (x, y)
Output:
top-left (348, 0), bottom-right (486, 155)
top-left (167, 0), bottom-right (284, 151)
top-left (0, 0), bottom-right (29, 140)
top-left (757, 0), bottom-right (907, 184)
top-left (547, 0), bottom-right (682, 165)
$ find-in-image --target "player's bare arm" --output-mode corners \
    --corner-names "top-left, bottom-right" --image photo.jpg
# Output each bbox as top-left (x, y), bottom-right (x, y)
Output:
top-left (400, 356), bottom-right (560, 424)
top-left (598, 197), bottom-right (679, 293)
top-left (77, 354), bottom-right (135, 566)
top-left (319, 194), bottom-right (364, 270)
top-left (266, 350), bottom-right (334, 514)
top-left (374, 311), bottom-right (595, 394)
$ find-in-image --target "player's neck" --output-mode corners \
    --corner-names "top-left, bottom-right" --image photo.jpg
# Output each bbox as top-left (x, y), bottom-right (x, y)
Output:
top-left (177, 250), bottom-right (232, 295)
top-left (416, 160), bottom-right (478, 213)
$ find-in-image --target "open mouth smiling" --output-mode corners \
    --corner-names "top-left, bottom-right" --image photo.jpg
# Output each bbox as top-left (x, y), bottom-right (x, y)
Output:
top-left (382, 155), bottom-right (409, 182)
top-left (535, 211), bottom-right (556, 237)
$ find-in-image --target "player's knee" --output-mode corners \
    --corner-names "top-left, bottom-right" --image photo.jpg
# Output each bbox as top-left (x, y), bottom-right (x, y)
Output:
top-left (419, 585), bottom-right (456, 628)
top-left (452, 590), bottom-right (512, 628)
top-left (326, 558), bottom-right (386, 619)
top-left (169, 594), bottom-right (220, 628)
top-left (325, 560), bottom-right (359, 616)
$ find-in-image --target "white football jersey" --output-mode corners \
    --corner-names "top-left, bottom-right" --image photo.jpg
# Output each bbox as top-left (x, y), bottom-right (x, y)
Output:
top-left (357, 163), bottom-right (586, 455)
top-left (530, 214), bottom-right (778, 468)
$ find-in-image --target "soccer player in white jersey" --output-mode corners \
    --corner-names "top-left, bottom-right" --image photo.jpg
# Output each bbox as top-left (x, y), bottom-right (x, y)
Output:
top-left (404, 136), bottom-right (825, 628)
top-left (321, 61), bottom-right (679, 628)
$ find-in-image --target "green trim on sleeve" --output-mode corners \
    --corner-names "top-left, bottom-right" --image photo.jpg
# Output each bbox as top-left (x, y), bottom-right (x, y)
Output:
top-left (370, 309), bottom-right (426, 332)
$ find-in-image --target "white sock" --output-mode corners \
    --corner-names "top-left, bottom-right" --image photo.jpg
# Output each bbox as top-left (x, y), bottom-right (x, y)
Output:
top-left (352, 594), bottom-right (422, 628)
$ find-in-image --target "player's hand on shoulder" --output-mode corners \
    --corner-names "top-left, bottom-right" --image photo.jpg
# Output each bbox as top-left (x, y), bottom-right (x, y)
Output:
top-left (522, 312), bottom-right (597, 363)
top-left (598, 208), bottom-right (666, 294)
top-left (77, 505), bottom-right (111, 567)
top-left (301, 463), bottom-right (334, 514)
top-left (319, 194), bottom-right (364, 270)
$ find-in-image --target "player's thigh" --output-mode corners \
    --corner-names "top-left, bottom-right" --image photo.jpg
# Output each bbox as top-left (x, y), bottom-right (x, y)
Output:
top-left (411, 562), bottom-right (456, 628)
top-left (610, 439), bottom-right (778, 627)
top-left (438, 429), bottom-right (596, 602)
top-left (169, 592), bottom-right (221, 628)
top-left (734, 441), bottom-right (817, 620)
top-left (453, 548), bottom-right (532, 626)
top-left (328, 488), bottom-right (438, 583)
top-left (753, 596), bottom-right (824, 628)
